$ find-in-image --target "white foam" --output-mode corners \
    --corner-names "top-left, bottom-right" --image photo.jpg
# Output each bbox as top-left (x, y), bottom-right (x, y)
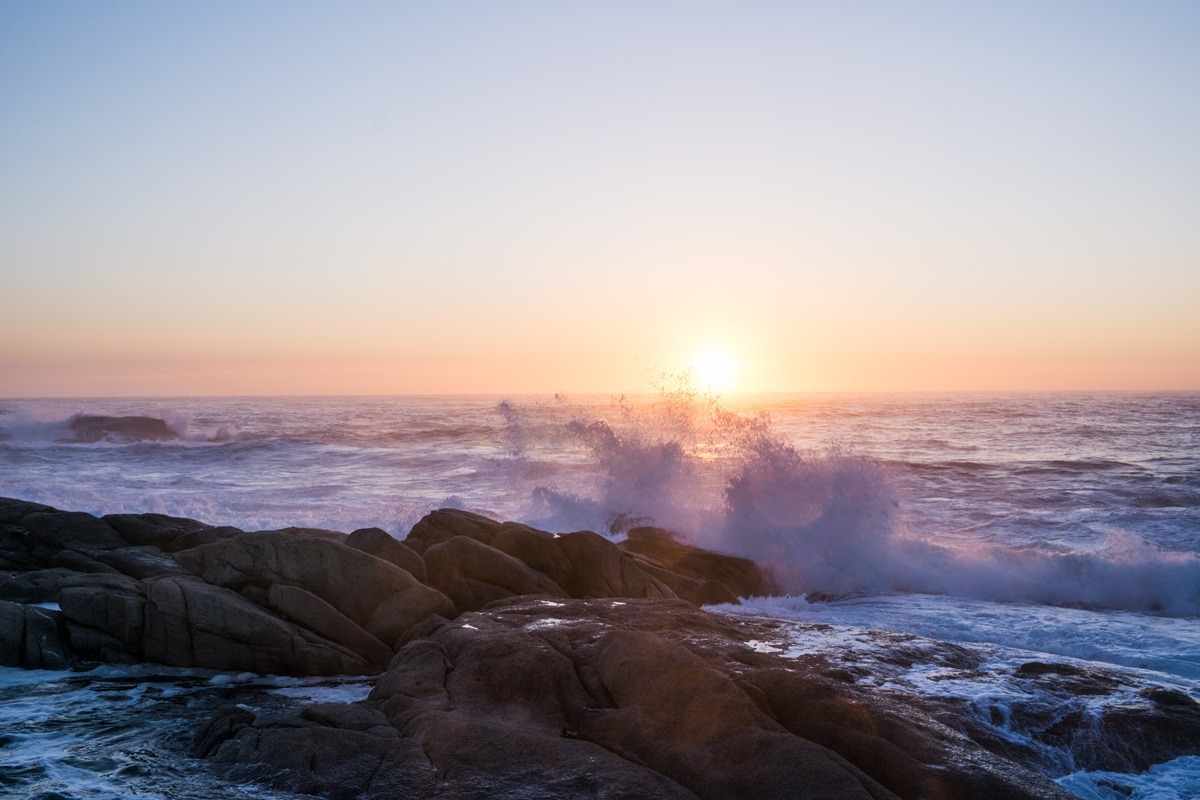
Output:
top-left (1059, 756), bottom-right (1200, 800)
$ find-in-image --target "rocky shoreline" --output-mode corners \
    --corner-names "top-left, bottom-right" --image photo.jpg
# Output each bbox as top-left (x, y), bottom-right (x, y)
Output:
top-left (2, 496), bottom-right (1196, 799)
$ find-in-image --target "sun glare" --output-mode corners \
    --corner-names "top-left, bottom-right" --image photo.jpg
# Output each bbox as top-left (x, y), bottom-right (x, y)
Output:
top-left (690, 346), bottom-right (741, 394)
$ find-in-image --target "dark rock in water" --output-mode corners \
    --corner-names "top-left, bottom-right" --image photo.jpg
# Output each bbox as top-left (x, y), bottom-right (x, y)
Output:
top-left (173, 531), bottom-right (454, 644)
top-left (103, 512), bottom-right (244, 552)
top-left (346, 527), bottom-right (426, 582)
top-left (423, 534), bottom-right (567, 611)
top-left (64, 414), bottom-right (176, 443)
top-left (202, 598), bottom-right (1075, 800)
top-left (193, 705), bottom-right (256, 759)
top-left (0, 599), bottom-right (73, 669)
top-left (403, 508), bottom-right (503, 554)
top-left (1082, 687), bottom-right (1200, 772)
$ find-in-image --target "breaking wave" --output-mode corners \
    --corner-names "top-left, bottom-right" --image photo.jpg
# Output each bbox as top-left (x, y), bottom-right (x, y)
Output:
top-left (500, 388), bottom-right (1200, 615)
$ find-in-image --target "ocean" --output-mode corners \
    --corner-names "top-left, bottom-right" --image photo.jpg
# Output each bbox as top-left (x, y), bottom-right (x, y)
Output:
top-left (2, 391), bottom-right (1198, 799)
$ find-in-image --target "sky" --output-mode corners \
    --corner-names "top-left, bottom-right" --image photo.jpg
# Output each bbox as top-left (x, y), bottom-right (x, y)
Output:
top-left (2, 1), bottom-right (1198, 396)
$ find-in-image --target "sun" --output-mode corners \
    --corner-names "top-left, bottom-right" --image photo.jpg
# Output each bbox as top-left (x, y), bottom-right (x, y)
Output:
top-left (690, 346), bottom-right (741, 394)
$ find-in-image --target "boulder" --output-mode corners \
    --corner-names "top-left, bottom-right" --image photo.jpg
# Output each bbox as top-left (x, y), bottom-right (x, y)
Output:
top-left (423, 535), bottom-right (567, 611)
top-left (403, 509), bottom-right (503, 554)
top-left (66, 414), bottom-right (176, 443)
top-left (0, 497), bottom-right (57, 525)
top-left (554, 530), bottom-right (674, 600)
top-left (266, 584), bottom-right (393, 666)
top-left (140, 575), bottom-right (370, 674)
top-left (621, 526), bottom-right (767, 597)
top-left (346, 527), bottom-right (426, 582)
top-left (204, 598), bottom-right (1078, 800)
top-left (58, 573), bottom-right (374, 675)
top-left (490, 523), bottom-right (572, 581)
top-left (0, 599), bottom-right (73, 669)
top-left (21, 510), bottom-right (129, 551)
top-left (103, 512), bottom-right (244, 552)
top-left (173, 532), bottom-right (453, 640)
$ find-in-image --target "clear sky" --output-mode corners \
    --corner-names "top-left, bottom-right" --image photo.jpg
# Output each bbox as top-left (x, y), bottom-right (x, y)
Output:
top-left (2, 1), bottom-right (1198, 396)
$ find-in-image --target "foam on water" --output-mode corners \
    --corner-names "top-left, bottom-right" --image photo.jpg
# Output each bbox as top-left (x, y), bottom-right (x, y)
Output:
top-left (1060, 756), bottom-right (1200, 800)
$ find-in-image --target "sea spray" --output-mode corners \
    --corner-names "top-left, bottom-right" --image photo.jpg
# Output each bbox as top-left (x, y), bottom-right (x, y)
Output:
top-left (499, 387), bottom-right (1200, 614)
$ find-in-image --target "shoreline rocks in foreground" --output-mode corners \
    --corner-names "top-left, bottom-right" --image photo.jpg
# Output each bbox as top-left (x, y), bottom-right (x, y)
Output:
top-left (2, 496), bottom-right (1196, 800)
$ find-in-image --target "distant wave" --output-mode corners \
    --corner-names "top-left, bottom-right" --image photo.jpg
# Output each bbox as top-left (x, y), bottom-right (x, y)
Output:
top-left (0, 412), bottom-right (243, 445)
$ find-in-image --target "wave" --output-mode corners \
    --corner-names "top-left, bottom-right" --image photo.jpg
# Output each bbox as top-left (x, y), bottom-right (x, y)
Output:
top-left (500, 387), bottom-right (1200, 616)
top-left (0, 412), bottom-right (243, 445)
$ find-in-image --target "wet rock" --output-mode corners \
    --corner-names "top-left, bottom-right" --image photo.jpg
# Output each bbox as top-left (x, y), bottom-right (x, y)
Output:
top-left (0, 599), bottom-right (73, 669)
top-left (193, 705), bottom-right (256, 758)
top-left (423, 534), bottom-right (567, 611)
top-left (346, 527), bottom-right (426, 582)
top-left (66, 414), bottom-right (175, 443)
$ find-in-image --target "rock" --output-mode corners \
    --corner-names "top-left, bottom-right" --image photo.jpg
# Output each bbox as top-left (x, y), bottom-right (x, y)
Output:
top-left (59, 573), bottom-right (373, 675)
top-left (139, 575), bottom-right (370, 675)
top-left (94, 545), bottom-right (188, 579)
top-left (266, 584), bottom-right (393, 666)
top-left (254, 526), bottom-right (349, 544)
top-left (0, 599), bottom-right (73, 669)
top-left (173, 532), bottom-right (453, 642)
top-left (490, 522), bottom-right (572, 580)
top-left (423, 535), bottom-right (567, 611)
top-left (21, 511), bottom-right (129, 551)
top-left (193, 705), bottom-right (256, 758)
top-left (0, 497), bottom-right (57, 525)
top-left (0, 568), bottom-right (83, 602)
top-left (554, 530), bottom-right (674, 600)
top-left (207, 599), bottom-right (1077, 800)
top-left (103, 512), bottom-right (244, 552)
top-left (403, 508), bottom-right (503, 554)
top-left (346, 527), bottom-right (426, 582)
top-left (65, 414), bottom-right (176, 443)
top-left (621, 526), bottom-right (767, 597)
top-left (625, 553), bottom-right (740, 606)
top-left (587, 628), bottom-right (895, 800)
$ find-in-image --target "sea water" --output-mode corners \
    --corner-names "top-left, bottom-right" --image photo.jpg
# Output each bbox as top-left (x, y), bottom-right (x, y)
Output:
top-left (1, 392), bottom-right (1198, 798)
